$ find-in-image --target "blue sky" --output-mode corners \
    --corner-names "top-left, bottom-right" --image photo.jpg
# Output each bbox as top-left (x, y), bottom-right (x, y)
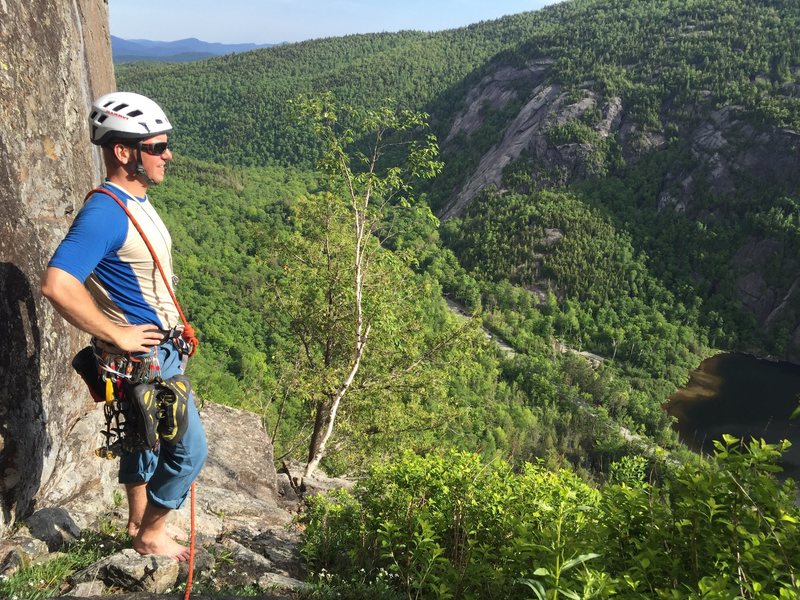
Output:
top-left (109, 0), bottom-right (560, 44)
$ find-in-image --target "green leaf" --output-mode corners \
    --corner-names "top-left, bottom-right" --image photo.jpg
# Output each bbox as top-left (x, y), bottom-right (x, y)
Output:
top-left (721, 433), bottom-right (740, 447)
top-left (520, 579), bottom-right (546, 600)
top-left (562, 552), bottom-right (601, 572)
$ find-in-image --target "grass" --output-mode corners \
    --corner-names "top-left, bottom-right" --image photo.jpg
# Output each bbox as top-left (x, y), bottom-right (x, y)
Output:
top-left (0, 527), bottom-right (127, 600)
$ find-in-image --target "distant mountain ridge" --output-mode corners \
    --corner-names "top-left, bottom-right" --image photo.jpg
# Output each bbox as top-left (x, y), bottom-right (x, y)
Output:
top-left (111, 36), bottom-right (277, 63)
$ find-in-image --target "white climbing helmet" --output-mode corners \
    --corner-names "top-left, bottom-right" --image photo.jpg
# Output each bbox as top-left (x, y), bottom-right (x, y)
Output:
top-left (89, 91), bottom-right (172, 146)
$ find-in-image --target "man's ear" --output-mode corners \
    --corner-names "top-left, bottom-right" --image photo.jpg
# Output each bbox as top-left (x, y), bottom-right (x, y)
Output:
top-left (112, 143), bottom-right (133, 165)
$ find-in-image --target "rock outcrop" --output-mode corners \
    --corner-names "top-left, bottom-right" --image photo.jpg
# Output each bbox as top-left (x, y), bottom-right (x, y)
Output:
top-left (440, 60), bottom-right (631, 220)
top-left (438, 55), bottom-right (800, 362)
top-left (0, 1), bottom-right (114, 535)
top-left (667, 107), bottom-right (800, 360)
top-left (686, 106), bottom-right (800, 201)
top-left (2, 401), bottom-right (307, 597)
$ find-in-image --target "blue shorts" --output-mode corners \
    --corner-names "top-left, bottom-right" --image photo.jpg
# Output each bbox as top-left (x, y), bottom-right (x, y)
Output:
top-left (118, 341), bottom-right (207, 510)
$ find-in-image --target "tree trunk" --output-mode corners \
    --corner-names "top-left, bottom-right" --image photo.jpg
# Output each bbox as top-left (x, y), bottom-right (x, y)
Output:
top-left (304, 325), bottom-right (370, 478)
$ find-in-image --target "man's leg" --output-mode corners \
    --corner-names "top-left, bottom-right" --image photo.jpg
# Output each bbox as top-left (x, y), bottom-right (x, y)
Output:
top-left (145, 393), bottom-right (207, 506)
top-left (119, 448), bottom-right (158, 537)
top-left (132, 395), bottom-right (205, 560)
top-left (125, 482), bottom-right (148, 537)
top-left (125, 482), bottom-right (188, 541)
top-left (132, 342), bottom-right (207, 559)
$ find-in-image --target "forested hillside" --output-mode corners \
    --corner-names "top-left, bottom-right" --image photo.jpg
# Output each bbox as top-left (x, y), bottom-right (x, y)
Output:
top-left (118, 0), bottom-right (800, 167)
top-left (119, 0), bottom-right (800, 365)
top-left (104, 2), bottom-right (800, 596)
top-left (116, 15), bottom-right (548, 166)
top-left (157, 155), bottom-right (671, 476)
top-left (112, 0), bottom-right (800, 465)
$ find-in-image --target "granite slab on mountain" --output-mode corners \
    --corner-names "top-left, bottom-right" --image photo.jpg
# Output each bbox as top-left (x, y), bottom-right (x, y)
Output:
top-left (439, 58), bottom-right (627, 220)
top-left (0, 0), bottom-right (114, 537)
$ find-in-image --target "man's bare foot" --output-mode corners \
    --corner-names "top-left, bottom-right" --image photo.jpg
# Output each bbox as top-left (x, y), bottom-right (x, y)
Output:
top-left (133, 531), bottom-right (190, 561)
top-left (128, 521), bottom-right (187, 542)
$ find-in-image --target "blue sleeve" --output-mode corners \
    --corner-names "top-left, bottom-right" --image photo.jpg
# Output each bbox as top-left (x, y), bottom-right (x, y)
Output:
top-left (48, 193), bottom-right (129, 282)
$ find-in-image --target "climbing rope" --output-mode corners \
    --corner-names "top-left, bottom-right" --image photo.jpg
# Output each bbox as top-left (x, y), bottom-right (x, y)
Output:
top-left (83, 187), bottom-right (199, 354)
top-left (184, 482), bottom-right (196, 600)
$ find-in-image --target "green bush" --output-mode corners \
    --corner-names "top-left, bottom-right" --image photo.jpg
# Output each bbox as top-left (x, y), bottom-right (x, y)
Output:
top-left (302, 450), bottom-right (606, 599)
top-left (301, 442), bottom-right (800, 599)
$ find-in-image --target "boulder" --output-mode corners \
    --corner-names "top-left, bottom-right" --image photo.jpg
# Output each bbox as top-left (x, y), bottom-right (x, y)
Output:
top-left (70, 549), bottom-right (179, 593)
top-left (24, 506), bottom-right (82, 551)
top-left (0, 532), bottom-right (49, 576)
top-left (171, 402), bottom-right (291, 537)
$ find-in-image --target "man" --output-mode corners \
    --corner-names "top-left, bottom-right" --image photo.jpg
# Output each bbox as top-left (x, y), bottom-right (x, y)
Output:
top-left (41, 92), bottom-right (207, 561)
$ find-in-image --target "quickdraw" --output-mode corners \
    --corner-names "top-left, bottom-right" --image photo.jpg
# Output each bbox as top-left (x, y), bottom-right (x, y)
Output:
top-left (89, 340), bottom-right (162, 459)
top-left (96, 386), bottom-right (145, 459)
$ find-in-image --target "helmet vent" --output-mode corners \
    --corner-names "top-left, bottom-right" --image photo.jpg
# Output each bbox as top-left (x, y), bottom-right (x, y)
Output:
top-left (97, 115), bottom-right (108, 123)
top-left (113, 103), bottom-right (129, 111)
top-left (103, 100), bottom-right (114, 108)
top-left (155, 119), bottom-right (164, 124)
top-left (90, 110), bottom-right (98, 119)
top-left (127, 109), bottom-right (143, 117)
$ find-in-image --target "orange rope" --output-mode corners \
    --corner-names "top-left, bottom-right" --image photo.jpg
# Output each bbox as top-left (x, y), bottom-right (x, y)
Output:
top-left (183, 482), bottom-right (196, 600)
top-left (84, 187), bottom-right (198, 596)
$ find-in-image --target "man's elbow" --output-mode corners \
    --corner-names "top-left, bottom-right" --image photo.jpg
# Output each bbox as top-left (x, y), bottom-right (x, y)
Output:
top-left (41, 269), bottom-right (56, 301)
top-left (41, 267), bottom-right (73, 304)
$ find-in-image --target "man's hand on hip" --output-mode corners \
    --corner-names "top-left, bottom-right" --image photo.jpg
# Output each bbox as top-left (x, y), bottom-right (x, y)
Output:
top-left (113, 324), bottom-right (164, 353)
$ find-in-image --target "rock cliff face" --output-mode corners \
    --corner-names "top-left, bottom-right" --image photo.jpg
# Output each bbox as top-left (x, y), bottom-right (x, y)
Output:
top-left (0, 0), bottom-right (114, 535)
top-left (440, 59), bottom-right (663, 220)
top-left (439, 57), bottom-right (800, 363)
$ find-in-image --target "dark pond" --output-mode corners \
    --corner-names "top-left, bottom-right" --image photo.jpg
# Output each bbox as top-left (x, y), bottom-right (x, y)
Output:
top-left (665, 353), bottom-right (800, 481)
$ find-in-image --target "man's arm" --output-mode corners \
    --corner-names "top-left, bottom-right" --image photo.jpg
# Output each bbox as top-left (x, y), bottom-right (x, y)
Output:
top-left (41, 266), bottom-right (163, 353)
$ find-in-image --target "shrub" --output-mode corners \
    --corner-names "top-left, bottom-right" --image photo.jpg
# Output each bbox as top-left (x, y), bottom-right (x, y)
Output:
top-left (302, 441), bottom-right (800, 599)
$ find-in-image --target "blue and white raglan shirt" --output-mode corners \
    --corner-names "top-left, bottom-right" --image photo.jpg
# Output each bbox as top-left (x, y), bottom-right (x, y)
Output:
top-left (49, 181), bottom-right (180, 330)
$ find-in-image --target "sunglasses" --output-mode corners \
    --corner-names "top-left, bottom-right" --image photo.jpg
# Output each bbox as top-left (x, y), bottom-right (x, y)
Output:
top-left (137, 141), bottom-right (171, 156)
